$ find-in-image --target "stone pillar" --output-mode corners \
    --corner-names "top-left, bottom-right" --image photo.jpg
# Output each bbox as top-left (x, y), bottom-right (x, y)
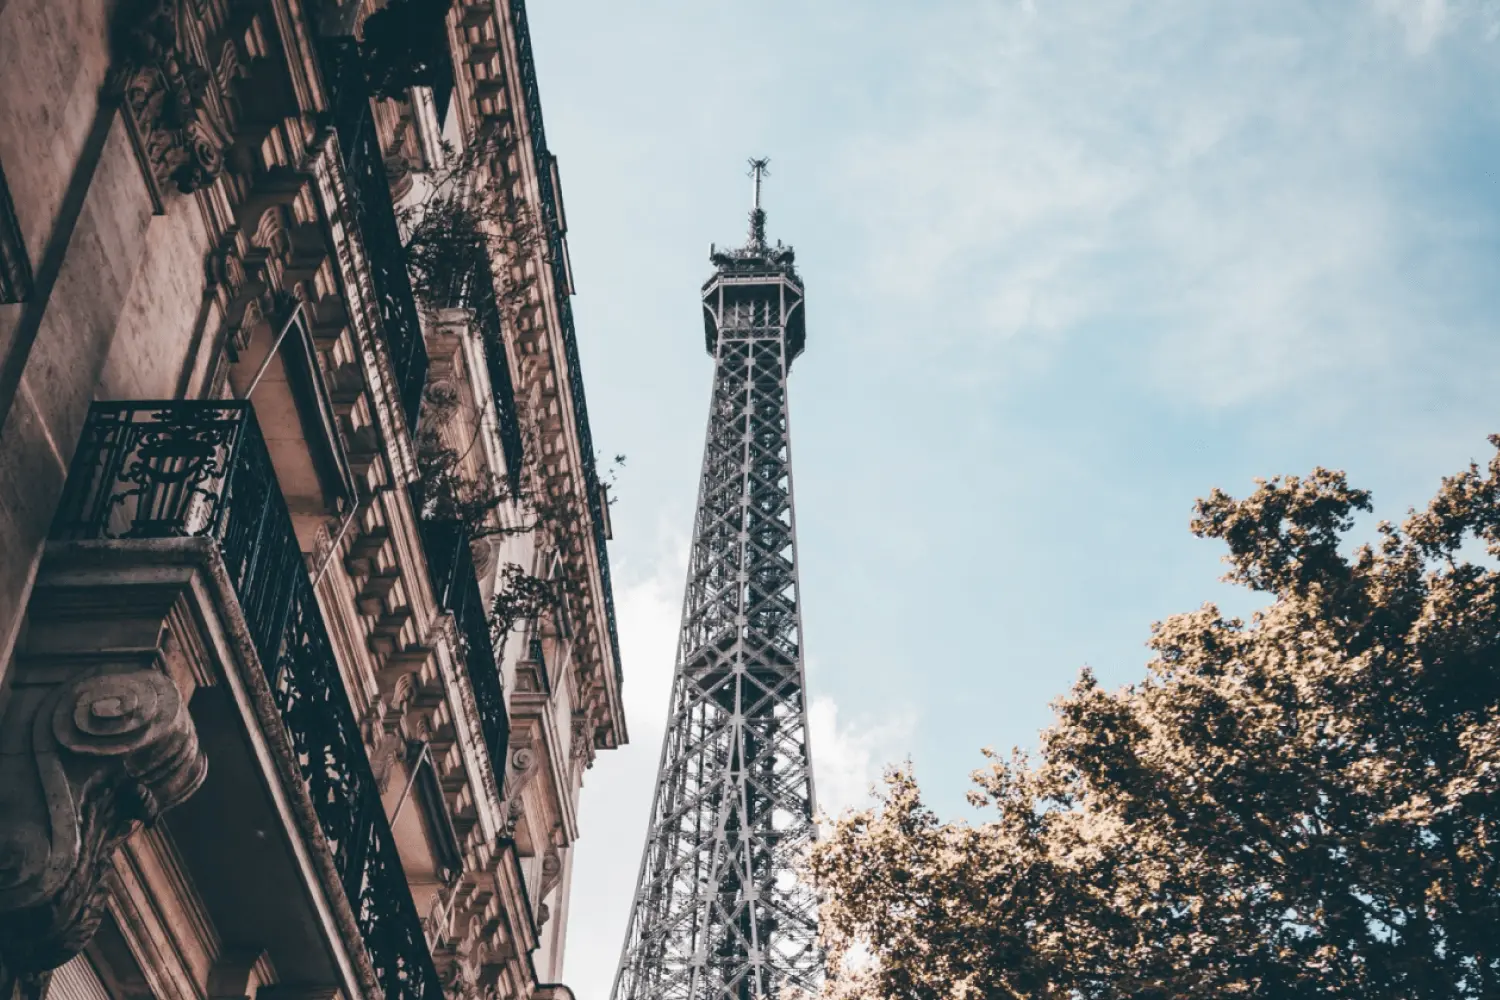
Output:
top-left (0, 548), bottom-right (210, 982)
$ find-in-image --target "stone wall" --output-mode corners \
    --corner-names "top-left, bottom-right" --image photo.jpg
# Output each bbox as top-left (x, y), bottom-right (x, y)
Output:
top-left (0, 0), bottom-right (230, 689)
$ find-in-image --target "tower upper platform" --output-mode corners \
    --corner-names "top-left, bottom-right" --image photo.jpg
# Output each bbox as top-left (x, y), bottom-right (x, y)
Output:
top-left (701, 160), bottom-right (806, 362)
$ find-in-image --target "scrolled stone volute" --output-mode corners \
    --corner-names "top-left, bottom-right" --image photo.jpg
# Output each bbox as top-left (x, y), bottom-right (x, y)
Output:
top-left (0, 663), bottom-right (207, 974)
top-left (110, 0), bottom-right (229, 196)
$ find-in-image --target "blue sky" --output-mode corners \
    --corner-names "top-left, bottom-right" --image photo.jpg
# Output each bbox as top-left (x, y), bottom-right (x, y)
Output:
top-left (524, 1), bottom-right (1500, 993)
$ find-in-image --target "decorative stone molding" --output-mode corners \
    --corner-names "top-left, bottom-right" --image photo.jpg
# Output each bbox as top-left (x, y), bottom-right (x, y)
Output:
top-left (206, 231), bottom-right (252, 301)
top-left (535, 846), bottom-right (562, 929)
top-left (498, 741), bottom-right (541, 839)
top-left (110, 0), bottom-right (230, 205)
top-left (0, 567), bottom-right (210, 975)
top-left (567, 712), bottom-right (595, 779)
top-left (539, 846), bottom-right (561, 895)
top-left (361, 703), bottom-right (407, 794)
top-left (206, 229), bottom-right (277, 360)
top-left (437, 934), bottom-right (484, 1000)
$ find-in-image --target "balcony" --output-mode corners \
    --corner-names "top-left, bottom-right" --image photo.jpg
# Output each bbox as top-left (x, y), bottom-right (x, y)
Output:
top-left (51, 401), bottom-right (444, 1000)
top-left (470, 265), bottom-right (527, 493)
top-left (319, 38), bottom-right (430, 433)
top-left (418, 516), bottom-right (511, 794)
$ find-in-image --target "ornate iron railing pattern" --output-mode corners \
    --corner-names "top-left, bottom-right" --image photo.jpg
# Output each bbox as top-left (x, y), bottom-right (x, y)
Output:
top-left (424, 250), bottom-right (525, 492)
top-left (53, 401), bottom-right (445, 1000)
top-left (320, 38), bottom-right (429, 432)
top-left (469, 267), bottom-right (526, 491)
top-left (419, 516), bottom-right (511, 796)
top-left (503, 0), bottom-right (621, 682)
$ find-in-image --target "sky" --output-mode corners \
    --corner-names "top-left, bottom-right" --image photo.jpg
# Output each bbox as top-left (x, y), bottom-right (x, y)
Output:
top-left (519, 1), bottom-right (1500, 995)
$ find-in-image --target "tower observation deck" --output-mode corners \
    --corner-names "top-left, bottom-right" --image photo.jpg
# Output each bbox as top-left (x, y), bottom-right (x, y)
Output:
top-left (610, 161), bottom-right (821, 1000)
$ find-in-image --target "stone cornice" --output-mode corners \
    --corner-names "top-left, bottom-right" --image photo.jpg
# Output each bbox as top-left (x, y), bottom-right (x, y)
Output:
top-left (444, 0), bottom-right (627, 759)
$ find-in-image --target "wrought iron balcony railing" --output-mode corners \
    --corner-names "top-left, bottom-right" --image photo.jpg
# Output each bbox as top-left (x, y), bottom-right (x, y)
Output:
top-left (430, 258), bottom-right (527, 493)
top-left (53, 401), bottom-right (444, 1000)
top-left (471, 269), bottom-right (527, 493)
top-left (502, 0), bottom-right (622, 682)
top-left (320, 38), bottom-right (430, 433)
top-left (419, 517), bottom-right (511, 795)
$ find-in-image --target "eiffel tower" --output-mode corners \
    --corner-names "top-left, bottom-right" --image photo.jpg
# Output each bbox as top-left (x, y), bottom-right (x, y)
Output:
top-left (611, 161), bottom-right (821, 1000)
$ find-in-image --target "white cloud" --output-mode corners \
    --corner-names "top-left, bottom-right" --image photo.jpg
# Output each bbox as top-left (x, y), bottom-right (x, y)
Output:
top-left (563, 524), bottom-right (686, 1000)
top-left (830, 0), bottom-right (1495, 408)
top-left (1376, 0), bottom-right (1451, 53)
top-left (1380, 0), bottom-right (1500, 49)
top-left (809, 694), bottom-right (915, 817)
top-left (562, 532), bottom-right (915, 996)
top-left (1375, 0), bottom-right (1500, 50)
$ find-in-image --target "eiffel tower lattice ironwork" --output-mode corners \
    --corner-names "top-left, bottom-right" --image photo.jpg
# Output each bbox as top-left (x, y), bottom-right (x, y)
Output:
top-left (611, 160), bottom-right (821, 1000)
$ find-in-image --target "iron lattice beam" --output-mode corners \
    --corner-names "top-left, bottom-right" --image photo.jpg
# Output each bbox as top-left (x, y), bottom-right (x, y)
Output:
top-left (613, 204), bottom-right (820, 1000)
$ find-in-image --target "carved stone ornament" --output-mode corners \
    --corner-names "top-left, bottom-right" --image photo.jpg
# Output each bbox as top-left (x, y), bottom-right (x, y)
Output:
top-left (0, 665), bottom-right (207, 973)
top-left (111, 0), bottom-right (228, 198)
top-left (362, 704), bottom-right (407, 795)
top-left (499, 796), bottom-right (524, 839)
top-left (438, 949), bottom-right (481, 1000)
top-left (536, 846), bottom-right (562, 927)
top-left (205, 233), bottom-right (247, 297)
top-left (498, 742), bottom-right (540, 838)
top-left (568, 713), bottom-right (595, 776)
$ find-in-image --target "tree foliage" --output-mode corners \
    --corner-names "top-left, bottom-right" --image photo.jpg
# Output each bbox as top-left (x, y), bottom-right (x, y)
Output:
top-left (411, 384), bottom-right (532, 539)
top-left (489, 562), bottom-right (563, 640)
top-left (809, 441), bottom-right (1500, 999)
top-left (398, 133), bottom-right (541, 333)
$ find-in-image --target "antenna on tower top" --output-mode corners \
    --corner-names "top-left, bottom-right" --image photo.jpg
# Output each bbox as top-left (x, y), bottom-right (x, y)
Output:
top-left (749, 157), bottom-right (769, 209)
top-left (747, 157), bottom-right (770, 246)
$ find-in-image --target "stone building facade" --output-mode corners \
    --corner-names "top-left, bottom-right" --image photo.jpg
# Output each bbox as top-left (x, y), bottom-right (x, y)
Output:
top-left (0, 3), bottom-right (625, 1000)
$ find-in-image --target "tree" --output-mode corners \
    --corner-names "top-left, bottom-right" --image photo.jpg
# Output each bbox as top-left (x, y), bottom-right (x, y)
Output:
top-left (808, 441), bottom-right (1500, 1000)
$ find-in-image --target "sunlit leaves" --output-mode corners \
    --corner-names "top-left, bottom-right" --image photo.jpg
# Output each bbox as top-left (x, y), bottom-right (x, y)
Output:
top-left (809, 439), bottom-right (1500, 999)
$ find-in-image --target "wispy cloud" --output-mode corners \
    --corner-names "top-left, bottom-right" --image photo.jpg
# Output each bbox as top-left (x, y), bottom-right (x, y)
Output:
top-left (564, 524), bottom-right (686, 1000)
top-left (1374, 0), bottom-right (1500, 52)
top-left (564, 536), bottom-right (915, 993)
top-left (543, 1), bottom-right (1500, 993)
top-left (1378, 0), bottom-right (1455, 53)
top-left (810, 693), bottom-right (915, 816)
top-left (829, 0), bottom-right (1499, 407)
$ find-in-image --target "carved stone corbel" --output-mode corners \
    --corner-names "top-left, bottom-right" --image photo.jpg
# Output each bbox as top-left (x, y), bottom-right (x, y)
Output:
top-left (568, 712), bottom-right (596, 780)
top-left (0, 549), bottom-right (211, 976)
top-left (110, 0), bottom-right (230, 205)
top-left (0, 664), bottom-right (206, 974)
top-left (535, 846), bottom-right (562, 929)
top-left (361, 703), bottom-right (407, 794)
top-left (207, 231), bottom-right (275, 356)
top-left (498, 741), bottom-right (541, 839)
top-left (438, 938), bottom-right (482, 1000)
top-left (207, 949), bottom-right (276, 1000)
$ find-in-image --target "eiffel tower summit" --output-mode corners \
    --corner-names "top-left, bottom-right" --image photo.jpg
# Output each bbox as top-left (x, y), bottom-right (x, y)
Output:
top-left (611, 161), bottom-right (822, 1000)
